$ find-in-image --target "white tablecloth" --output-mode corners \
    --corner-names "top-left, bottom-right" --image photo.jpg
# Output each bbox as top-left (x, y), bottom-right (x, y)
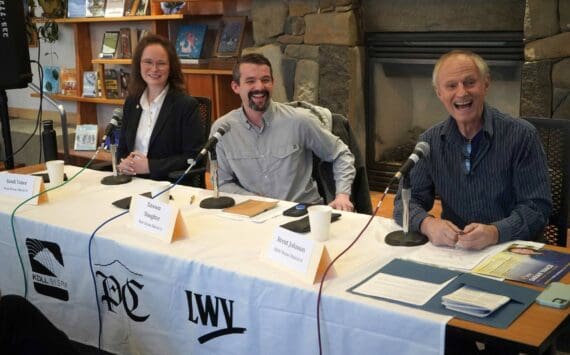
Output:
top-left (0, 166), bottom-right (450, 355)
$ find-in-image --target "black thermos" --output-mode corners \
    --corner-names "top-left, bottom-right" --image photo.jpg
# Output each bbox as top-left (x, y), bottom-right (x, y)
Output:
top-left (42, 120), bottom-right (58, 162)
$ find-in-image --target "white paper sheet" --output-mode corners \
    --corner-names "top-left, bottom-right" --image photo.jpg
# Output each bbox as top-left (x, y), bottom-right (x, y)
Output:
top-left (351, 272), bottom-right (453, 306)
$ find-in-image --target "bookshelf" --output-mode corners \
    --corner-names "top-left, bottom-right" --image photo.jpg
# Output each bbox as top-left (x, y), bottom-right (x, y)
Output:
top-left (40, 7), bottom-right (242, 162)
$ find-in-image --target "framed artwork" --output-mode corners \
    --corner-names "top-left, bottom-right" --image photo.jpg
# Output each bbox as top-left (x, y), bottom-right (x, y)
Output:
top-left (214, 16), bottom-right (246, 58)
top-left (174, 24), bottom-right (207, 60)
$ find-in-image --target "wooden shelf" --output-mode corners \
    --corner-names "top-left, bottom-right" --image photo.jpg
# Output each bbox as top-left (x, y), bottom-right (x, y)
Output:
top-left (182, 67), bottom-right (232, 75)
top-left (55, 14), bottom-right (183, 24)
top-left (92, 59), bottom-right (132, 65)
top-left (31, 93), bottom-right (124, 105)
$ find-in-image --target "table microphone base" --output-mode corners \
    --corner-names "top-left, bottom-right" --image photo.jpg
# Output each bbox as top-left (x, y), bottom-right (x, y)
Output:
top-left (385, 230), bottom-right (428, 246)
top-left (101, 175), bottom-right (132, 185)
top-left (200, 196), bottom-right (235, 209)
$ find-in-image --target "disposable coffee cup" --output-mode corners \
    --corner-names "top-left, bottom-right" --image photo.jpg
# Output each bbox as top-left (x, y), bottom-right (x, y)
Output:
top-left (308, 205), bottom-right (333, 242)
top-left (46, 160), bottom-right (65, 185)
top-left (151, 182), bottom-right (170, 204)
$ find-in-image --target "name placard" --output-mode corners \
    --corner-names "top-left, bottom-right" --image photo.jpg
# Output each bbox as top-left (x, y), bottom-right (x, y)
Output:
top-left (130, 195), bottom-right (188, 243)
top-left (0, 173), bottom-right (47, 205)
top-left (263, 226), bottom-right (334, 284)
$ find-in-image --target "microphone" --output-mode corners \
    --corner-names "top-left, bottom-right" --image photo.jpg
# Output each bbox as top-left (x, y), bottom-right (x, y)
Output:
top-left (394, 141), bottom-right (430, 180)
top-left (194, 122), bottom-right (231, 164)
top-left (101, 108), bottom-right (123, 141)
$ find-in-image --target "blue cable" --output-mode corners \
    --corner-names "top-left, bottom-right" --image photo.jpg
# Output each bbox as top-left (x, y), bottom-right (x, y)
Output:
top-left (89, 159), bottom-right (198, 349)
top-left (10, 151), bottom-right (100, 298)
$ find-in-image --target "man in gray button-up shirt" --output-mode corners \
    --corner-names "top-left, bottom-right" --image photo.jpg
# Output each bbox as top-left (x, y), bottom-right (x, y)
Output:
top-left (210, 53), bottom-right (356, 211)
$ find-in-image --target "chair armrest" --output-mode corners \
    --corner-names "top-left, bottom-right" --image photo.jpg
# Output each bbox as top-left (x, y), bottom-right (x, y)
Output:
top-left (168, 167), bottom-right (207, 188)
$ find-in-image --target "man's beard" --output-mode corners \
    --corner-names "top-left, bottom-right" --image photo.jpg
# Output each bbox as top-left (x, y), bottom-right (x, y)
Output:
top-left (247, 90), bottom-right (270, 112)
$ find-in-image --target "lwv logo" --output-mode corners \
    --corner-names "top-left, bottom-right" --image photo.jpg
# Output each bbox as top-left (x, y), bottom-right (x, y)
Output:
top-left (186, 290), bottom-right (246, 343)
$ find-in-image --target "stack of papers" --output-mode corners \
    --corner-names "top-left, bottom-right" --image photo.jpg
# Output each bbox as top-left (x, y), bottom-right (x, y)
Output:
top-left (442, 286), bottom-right (510, 318)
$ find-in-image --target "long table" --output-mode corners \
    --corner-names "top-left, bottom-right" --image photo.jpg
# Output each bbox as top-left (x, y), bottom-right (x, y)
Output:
top-left (0, 166), bottom-right (568, 355)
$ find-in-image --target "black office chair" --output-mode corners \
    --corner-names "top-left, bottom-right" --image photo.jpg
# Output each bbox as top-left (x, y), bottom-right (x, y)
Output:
top-left (523, 117), bottom-right (570, 247)
top-left (168, 96), bottom-right (211, 188)
top-left (313, 113), bottom-right (373, 215)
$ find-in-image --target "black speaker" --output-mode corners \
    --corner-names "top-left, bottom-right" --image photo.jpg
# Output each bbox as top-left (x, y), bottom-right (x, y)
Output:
top-left (0, 1), bottom-right (33, 89)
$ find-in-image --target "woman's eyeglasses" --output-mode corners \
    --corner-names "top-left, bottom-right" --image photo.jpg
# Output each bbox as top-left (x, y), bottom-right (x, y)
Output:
top-left (141, 59), bottom-right (168, 70)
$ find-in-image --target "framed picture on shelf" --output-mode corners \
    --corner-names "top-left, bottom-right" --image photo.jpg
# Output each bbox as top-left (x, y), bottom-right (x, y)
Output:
top-left (175, 24), bottom-right (207, 61)
top-left (99, 31), bottom-right (120, 58)
top-left (214, 16), bottom-right (246, 58)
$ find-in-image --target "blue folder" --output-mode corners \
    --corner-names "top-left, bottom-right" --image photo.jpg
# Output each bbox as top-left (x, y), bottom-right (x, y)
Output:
top-left (348, 259), bottom-right (539, 328)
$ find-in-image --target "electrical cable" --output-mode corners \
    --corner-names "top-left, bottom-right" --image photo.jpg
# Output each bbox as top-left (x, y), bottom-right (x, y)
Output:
top-left (9, 149), bottom-right (100, 298)
top-left (88, 159), bottom-right (198, 349)
top-left (316, 178), bottom-right (395, 355)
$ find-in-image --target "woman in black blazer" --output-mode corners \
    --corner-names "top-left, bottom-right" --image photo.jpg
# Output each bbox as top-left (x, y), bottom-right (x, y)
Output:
top-left (117, 34), bottom-right (204, 180)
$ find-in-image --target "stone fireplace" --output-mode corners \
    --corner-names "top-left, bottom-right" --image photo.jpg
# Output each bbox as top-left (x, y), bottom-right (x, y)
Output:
top-left (365, 31), bottom-right (524, 190)
top-left (243, 0), bottom-right (570, 191)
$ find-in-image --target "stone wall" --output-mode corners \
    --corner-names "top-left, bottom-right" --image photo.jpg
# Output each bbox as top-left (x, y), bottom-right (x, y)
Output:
top-left (521, 0), bottom-right (570, 118)
top-left (245, 0), bottom-right (366, 155)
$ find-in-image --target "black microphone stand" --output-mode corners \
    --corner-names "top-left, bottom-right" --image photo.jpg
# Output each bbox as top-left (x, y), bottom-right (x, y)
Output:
top-left (101, 143), bottom-right (132, 185)
top-left (385, 174), bottom-right (428, 246)
top-left (199, 151), bottom-right (235, 209)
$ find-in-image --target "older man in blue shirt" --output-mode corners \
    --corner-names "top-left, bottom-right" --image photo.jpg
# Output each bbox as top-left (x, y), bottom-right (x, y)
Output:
top-left (394, 50), bottom-right (552, 250)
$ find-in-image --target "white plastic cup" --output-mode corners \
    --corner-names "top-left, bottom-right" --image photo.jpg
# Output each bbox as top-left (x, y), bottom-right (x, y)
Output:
top-left (308, 205), bottom-right (333, 242)
top-left (151, 182), bottom-right (170, 204)
top-left (46, 160), bottom-right (64, 185)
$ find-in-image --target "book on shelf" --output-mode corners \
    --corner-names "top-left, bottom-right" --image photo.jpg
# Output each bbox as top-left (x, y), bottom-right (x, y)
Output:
top-left (126, 0), bottom-right (140, 16)
top-left (42, 66), bottom-right (60, 94)
top-left (99, 31), bottom-right (120, 59)
top-left (82, 71), bottom-right (99, 97)
top-left (117, 28), bottom-right (133, 59)
top-left (74, 124), bottom-right (98, 151)
top-left (130, 28), bottom-right (139, 53)
top-left (60, 68), bottom-right (78, 96)
top-left (85, 0), bottom-right (106, 17)
top-left (137, 29), bottom-right (150, 42)
top-left (473, 242), bottom-right (570, 287)
top-left (104, 69), bottom-right (120, 99)
top-left (67, 0), bottom-right (86, 17)
top-left (135, 0), bottom-right (149, 15)
top-left (175, 24), bottom-right (207, 61)
top-left (104, 0), bottom-right (125, 17)
top-left (119, 69), bottom-right (130, 98)
top-left (123, 0), bottom-right (134, 15)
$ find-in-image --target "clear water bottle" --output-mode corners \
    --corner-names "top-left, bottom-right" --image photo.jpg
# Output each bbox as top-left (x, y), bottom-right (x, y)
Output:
top-left (42, 120), bottom-right (58, 162)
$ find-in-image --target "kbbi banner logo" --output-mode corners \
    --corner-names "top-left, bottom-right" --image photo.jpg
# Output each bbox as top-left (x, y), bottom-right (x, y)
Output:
top-left (186, 290), bottom-right (246, 343)
top-left (26, 238), bottom-right (69, 301)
